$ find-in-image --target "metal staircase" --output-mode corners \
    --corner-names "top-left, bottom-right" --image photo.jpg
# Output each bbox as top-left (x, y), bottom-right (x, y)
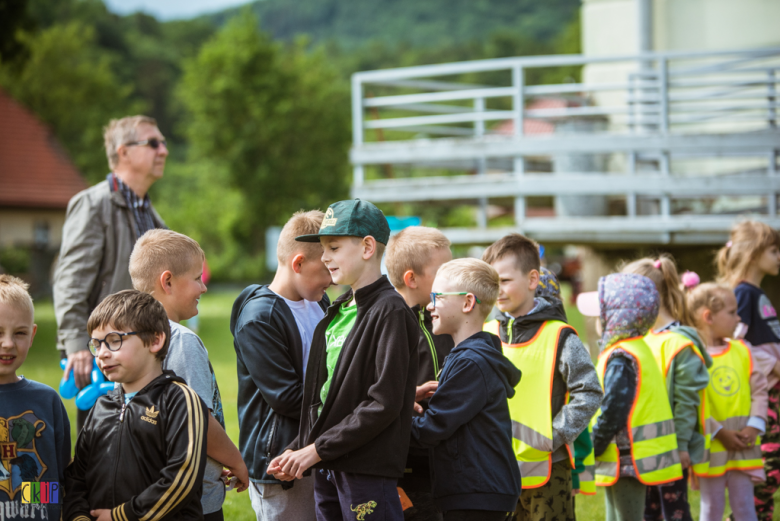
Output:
top-left (349, 47), bottom-right (780, 245)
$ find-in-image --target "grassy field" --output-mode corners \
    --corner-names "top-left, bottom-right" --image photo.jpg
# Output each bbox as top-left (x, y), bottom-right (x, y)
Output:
top-left (23, 286), bottom-right (760, 520)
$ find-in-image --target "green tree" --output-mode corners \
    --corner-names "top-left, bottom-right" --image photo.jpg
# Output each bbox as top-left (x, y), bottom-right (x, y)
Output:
top-left (0, 21), bottom-right (143, 182)
top-left (178, 13), bottom-right (351, 269)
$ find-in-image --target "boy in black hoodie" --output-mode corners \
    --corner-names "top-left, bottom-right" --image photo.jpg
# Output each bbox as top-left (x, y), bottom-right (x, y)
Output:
top-left (411, 258), bottom-right (521, 521)
top-left (268, 199), bottom-right (418, 521)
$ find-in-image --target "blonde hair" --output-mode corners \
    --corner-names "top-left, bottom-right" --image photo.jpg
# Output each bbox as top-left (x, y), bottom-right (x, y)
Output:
top-left (129, 229), bottom-right (205, 293)
top-left (621, 253), bottom-right (692, 326)
top-left (435, 258), bottom-right (499, 317)
top-left (104, 115), bottom-right (158, 170)
top-left (716, 220), bottom-right (780, 288)
top-left (0, 274), bottom-right (34, 320)
top-left (687, 282), bottom-right (732, 329)
top-left (277, 210), bottom-right (325, 265)
top-left (385, 226), bottom-right (452, 288)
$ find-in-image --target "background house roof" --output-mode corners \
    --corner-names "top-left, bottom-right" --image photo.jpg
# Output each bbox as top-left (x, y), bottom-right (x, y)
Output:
top-left (0, 88), bottom-right (87, 209)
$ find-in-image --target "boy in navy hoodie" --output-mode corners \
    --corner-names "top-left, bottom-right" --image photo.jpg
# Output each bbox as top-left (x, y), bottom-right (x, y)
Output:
top-left (410, 259), bottom-right (521, 521)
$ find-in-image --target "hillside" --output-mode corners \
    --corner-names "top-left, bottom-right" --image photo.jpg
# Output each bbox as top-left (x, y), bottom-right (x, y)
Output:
top-left (211, 0), bottom-right (580, 49)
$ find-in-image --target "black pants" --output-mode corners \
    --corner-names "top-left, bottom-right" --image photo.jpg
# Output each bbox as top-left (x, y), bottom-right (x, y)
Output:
top-left (644, 468), bottom-right (693, 521)
top-left (203, 509), bottom-right (224, 521)
top-left (442, 511), bottom-right (513, 521)
top-left (314, 469), bottom-right (404, 521)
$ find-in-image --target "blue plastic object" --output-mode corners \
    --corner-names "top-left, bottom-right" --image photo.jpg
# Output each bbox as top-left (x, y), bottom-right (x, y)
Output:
top-left (58, 358), bottom-right (113, 410)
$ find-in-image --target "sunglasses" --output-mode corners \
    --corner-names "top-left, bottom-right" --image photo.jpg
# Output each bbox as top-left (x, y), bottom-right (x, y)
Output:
top-left (124, 138), bottom-right (167, 149)
top-left (88, 331), bottom-right (138, 356)
top-left (429, 292), bottom-right (482, 308)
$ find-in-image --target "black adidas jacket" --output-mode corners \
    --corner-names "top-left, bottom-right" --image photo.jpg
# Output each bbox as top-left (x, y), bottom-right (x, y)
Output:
top-left (64, 371), bottom-right (208, 521)
top-left (288, 275), bottom-right (419, 478)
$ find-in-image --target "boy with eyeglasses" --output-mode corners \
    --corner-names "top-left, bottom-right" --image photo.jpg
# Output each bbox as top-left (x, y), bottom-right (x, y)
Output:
top-left (64, 290), bottom-right (208, 521)
top-left (410, 259), bottom-right (521, 521)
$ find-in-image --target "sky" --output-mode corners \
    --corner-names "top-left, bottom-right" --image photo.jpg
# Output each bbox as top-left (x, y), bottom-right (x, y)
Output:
top-left (103, 0), bottom-right (253, 21)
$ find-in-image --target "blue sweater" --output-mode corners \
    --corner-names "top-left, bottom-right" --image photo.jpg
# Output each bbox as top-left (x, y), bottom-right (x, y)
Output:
top-left (411, 331), bottom-right (522, 512)
top-left (0, 378), bottom-right (71, 519)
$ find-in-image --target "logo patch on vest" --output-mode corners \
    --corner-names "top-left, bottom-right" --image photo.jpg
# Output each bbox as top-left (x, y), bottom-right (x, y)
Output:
top-left (711, 366), bottom-right (740, 397)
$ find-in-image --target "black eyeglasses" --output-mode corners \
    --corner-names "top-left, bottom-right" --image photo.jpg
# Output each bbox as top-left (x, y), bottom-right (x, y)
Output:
top-left (429, 292), bottom-right (482, 308)
top-left (124, 138), bottom-right (167, 149)
top-left (88, 332), bottom-right (139, 356)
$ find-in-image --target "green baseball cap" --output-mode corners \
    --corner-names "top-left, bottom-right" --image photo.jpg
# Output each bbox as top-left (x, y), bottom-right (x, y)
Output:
top-left (296, 199), bottom-right (391, 244)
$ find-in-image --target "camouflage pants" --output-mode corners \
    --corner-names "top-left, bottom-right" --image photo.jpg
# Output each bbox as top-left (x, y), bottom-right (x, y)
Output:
top-left (515, 460), bottom-right (574, 521)
top-left (754, 382), bottom-right (780, 521)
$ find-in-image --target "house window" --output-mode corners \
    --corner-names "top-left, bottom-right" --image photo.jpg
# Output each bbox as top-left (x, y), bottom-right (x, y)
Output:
top-left (34, 221), bottom-right (50, 248)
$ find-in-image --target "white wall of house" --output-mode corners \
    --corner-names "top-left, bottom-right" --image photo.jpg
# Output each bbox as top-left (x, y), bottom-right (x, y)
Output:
top-left (0, 209), bottom-right (65, 249)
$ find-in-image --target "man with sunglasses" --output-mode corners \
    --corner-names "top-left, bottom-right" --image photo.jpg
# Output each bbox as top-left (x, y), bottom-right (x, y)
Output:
top-left (53, 115), bottom-right (167, 431)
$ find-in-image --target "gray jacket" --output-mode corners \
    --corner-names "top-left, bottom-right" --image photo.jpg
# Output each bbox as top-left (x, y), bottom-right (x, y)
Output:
top-left (53, 180), bottom-right (165, 354)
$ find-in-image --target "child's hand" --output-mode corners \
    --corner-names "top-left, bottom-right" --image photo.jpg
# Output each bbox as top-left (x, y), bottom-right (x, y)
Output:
top-left (571, 489), bottom-right (580, 497)
top-left (90, 509), bottom-right (112, 521)
top-left (267, 450), bottom-right (296, 481)
top-left (225, 460), bottom-right (250, 493)
top-left (679, 450), bottom-right (691, 470)
top-left (414, 381), bottom-right (438, 413)
top-left (277, 444), bottom-right (322, 480)
top-left (738, 426), bottom-right (762, 448)
top-left (715, 429), bottom-right (748, 451)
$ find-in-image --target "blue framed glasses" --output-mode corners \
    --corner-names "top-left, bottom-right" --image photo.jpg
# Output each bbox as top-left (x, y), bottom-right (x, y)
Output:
top-left (429, 292), bottom-right (482, 308)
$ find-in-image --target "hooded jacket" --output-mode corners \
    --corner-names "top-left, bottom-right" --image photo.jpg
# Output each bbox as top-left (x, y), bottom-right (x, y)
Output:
top-left (490, 297), bottom-right (602, 463)
top-left (230, 285), bottom-right (329, 484)
top-left (411, 332), bottom-right (522, 512)
top-left (64, 371), bottom-right (208, 521)
top-left (288, 276), bottom-right (419, 478)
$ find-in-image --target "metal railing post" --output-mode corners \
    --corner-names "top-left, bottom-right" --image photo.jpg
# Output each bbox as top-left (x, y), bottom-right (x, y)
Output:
top-left (475, 97), bottom-right (488, 228)
top-left (660, 151), bottom-right (671, 219)
top-left (352, 75), bottom-right (365, 186)
top-left (768, 69), bottom-right (777, 129)
top-left (513, 65), bottom-right (526, 227)
top-left (659, 58), bottom-right (669, 134)
top-left (628, 153), bottom-right (638, 218)
top-left (770, 150), bottom-right (778, 217)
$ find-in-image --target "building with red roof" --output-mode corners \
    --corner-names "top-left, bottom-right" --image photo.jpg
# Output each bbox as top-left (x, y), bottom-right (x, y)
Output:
top-left (0, 87), bottom-right (87, 291)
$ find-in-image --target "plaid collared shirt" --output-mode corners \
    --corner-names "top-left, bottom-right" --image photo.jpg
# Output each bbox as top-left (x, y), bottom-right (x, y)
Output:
top-left (108, 173), bottom-right (159, 237)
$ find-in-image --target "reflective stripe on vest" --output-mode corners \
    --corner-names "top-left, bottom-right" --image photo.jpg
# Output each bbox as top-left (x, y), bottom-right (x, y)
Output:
top-left (578, 424), bottom-right (597, 496)
top-left (484, 319), bottom-right (575, 488)
top-left (696, 339), bottom-right (763, 477)
top-left (644, 329), bottom-right (713, 476)
top-left (592, 337), bottom-right (683, 487)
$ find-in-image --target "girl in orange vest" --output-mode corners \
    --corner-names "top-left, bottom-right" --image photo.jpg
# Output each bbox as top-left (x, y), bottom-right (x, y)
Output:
top-left (622, 255), bottom-right (711, 521)
top-left (688, 282), bottom-right (768, 521)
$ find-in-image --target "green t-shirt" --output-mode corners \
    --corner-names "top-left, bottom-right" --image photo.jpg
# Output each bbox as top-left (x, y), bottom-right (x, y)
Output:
top-left (319, 300), bottom-right (358, 415)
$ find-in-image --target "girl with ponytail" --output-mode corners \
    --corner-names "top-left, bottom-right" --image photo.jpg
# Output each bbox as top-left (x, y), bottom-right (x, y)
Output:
top-left (717, 220), bottom-right (780, 521)
top-left (622, 254), bottom-right (711, 521)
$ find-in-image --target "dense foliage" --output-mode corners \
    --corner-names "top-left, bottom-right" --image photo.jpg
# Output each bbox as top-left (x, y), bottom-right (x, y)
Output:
top-left (0, 0), bottom-right (580, 281)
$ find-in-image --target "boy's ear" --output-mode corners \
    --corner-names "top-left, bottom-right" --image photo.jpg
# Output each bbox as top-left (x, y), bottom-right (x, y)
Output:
top-left (527, 269), bottom-right (540, 291)
top-left (290, 253), bottom-right (306, 274)
top-left (361, 236), bottom-right (378, 260)
top-left (159, 270), bottom-right (174, 295)
top-left (461, 294), bottom-right (478, 314)
top-left (148, 332), bottom-right (166, 355)
top-left (403, 270), bottom-right (417, 289)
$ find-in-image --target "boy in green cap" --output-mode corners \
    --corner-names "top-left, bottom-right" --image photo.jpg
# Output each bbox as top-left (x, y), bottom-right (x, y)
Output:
top-left (268, 199), bottom-right (419, 521)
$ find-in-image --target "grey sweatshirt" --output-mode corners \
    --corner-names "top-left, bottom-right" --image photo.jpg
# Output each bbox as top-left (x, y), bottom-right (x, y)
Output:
top-left (491, 298), bottom-right (603, 463)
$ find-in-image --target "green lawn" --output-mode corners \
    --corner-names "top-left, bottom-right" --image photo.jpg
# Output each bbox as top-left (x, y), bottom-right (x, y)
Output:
top-left (21, 287), bottom-right (767, 520)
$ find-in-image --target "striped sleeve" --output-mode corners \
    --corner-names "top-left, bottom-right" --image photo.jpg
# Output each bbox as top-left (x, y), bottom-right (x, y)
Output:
top-left (119, 382), bottom-right (208, 521)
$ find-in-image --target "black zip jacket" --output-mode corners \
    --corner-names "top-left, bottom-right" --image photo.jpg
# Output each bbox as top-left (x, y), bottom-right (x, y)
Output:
top-left (288, 275), bottom-right (419, 478)
top-left (230, 284), bottom-right (329, 484)
top-left (64, 371), bottom-right (208, 521)
top-left (400, 305), bottom-right (454, 491)
top-left (411, 332), bottom-right (522, 512)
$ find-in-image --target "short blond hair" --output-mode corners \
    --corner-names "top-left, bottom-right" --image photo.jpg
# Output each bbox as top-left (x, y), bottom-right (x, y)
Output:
top-left (386, 226), bottom-right (452, 288)
top-left (129, 229), bottom-right (205, 293)
top-left (435, 258), bottom-right (499, 317)
top-left (0, 274), bottom-right (34, 320)
top-left (277, 210), bottom-right (326, 265)
top-left (104, 115), bottom-right (158, 170)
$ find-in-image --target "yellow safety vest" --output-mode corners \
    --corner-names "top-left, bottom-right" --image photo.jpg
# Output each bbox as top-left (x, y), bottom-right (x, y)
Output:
top-left (578, 424), bottom-right (597, 495)
top-left (484, 319), bottom-right (577, 488)
top-left (696, 339), bottom-right (763, 477)
top-left (592, 337), bottom-right (683, 487)
top-left (644, 329), bottom-right (712, 477)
